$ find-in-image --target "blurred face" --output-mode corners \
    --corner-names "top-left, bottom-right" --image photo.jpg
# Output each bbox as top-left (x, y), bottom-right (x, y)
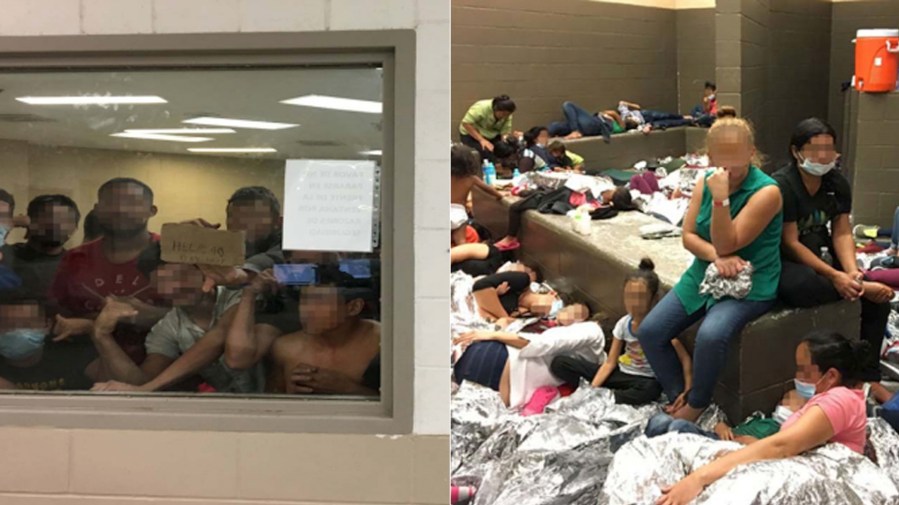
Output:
top-left (227, 200), bottom-right (277, 247)
top-left (153, 263), bottom-right (205, 307)
top-left (536, 130), bottom-right (550, 147)
top-left (704, 87), bottom-right (715, 98)
top-left (299, 286), bottom-right (359, 336)
top-left (550, 149), bottom-right (564, 159)
top-left (0, 303), bottom-right (48, 361)
top-left (708, 127), bottom-right (754, 179)
top-left (28, 204), bottom-right (78, 248)
top-left (524, 293), bottom-right (557, 317)
top-left (556, 304), bottom-right (589, 326)
top-left (494, 110), bottom-right (512, 121)
top-left (95, 183), bottom-right (155, 238)
top-left (623, 280), bottom-right (652, 319)
top-left (794, 134), bottom-right (838, 165)
top-left (794, 342), bottom-right (838, 395)
top-left (0, 303), bottom-right (47, 334)
top-left (0, 201), bottom-right (13, 231)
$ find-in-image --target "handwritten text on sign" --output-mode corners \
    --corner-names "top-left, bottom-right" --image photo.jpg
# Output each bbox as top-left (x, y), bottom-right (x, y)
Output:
top-left (160, 223), bottom-right (246, 266)
top-left (283, 160), bottom-right (376, 252)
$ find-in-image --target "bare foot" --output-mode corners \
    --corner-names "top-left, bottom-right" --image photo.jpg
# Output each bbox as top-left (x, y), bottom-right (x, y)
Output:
top-left (862, 281), bottom-right (894, 304)
top-left (565, 131), bottom-right (583, 140)
top-left (672, 404), bottom-right (705, 423)
top-left (684, 115), bottom-right (694, 121)
top-left (870, 382), bottom-right (893, 404)
top-left (642, 125), bottom-right (652, 135)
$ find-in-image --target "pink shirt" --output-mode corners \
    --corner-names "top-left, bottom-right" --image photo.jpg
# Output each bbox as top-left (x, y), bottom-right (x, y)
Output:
top-left (780, 386), bottom-right (866, 454)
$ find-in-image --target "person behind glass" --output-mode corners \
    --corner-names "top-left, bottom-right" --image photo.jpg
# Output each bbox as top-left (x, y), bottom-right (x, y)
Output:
top-left (0, 297), bottom-right (108, 390)
top-left (551, 259), bottom-right (693, 406)
top-left (186, 186), bottom-right (285, 293)
top-left (1, 195), bottom-right (80, 302)
top-left (90, 242), bottom-right (264, 394)
top-left (48, 178), bottom-right (168, 364)
top-left (226, 264), bottom-right (380, 395)
top-left (637, 117), bottom-right (783, 422)
top-left (459, 95), bottom-right (520, 163)
top-left (0, 189), bottom-right (24, 290)
top-left (81, 209), bottom-right (103, 243)
top-left (655, 331), bottom-right (869, 505)
top-left (773, 118), bottom-right (893, 384)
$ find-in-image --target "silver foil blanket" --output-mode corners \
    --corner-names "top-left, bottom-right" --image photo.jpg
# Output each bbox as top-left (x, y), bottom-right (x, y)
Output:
top-left (600, 431), bottom-right (899, 505)
top-left (451, 272), bottom-right (493, 364)
top-left (698, 261), bottom-right (754, 300)
top-left (867, 417), bottom-right (899, 488)
top-left (451, 381), bottom-right (729, 505)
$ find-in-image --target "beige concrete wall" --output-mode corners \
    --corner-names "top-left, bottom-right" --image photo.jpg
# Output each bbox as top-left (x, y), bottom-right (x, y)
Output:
top-left (0, 0), bottom-right (450, 503)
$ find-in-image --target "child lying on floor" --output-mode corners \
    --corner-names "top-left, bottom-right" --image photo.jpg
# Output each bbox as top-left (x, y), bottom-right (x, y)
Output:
top-left (551, 258), bottom-right (693, 406)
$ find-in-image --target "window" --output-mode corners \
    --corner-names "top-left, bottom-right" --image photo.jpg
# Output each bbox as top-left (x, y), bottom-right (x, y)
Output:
top-left (0, 32), bottom-right (415, 434)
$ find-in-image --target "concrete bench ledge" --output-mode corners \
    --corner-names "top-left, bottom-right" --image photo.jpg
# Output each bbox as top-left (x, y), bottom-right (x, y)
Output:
top-left (472, 187), bottom-right (860, 422)
top-left (560, 126), bottom-right (708, 172)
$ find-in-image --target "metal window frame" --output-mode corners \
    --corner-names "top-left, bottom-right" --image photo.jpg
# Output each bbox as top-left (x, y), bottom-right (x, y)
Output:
top-left (0, 30), bottom-right (416, 434)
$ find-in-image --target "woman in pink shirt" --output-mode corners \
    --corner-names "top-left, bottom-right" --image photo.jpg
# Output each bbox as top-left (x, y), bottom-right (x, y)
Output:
top-left (656, 330), bottom-right (869, 505)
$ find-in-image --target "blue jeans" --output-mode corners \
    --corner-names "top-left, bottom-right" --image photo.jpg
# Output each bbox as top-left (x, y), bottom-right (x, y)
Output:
top-left (642, 110), bottom-right (693, 129)
top-left (637, 291), bottom-right (775, 409)
top-left (645, 413), bottom-right (719, 440)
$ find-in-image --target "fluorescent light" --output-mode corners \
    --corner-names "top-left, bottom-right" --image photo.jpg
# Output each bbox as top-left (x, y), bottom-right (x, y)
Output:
top-left (188, 148), bottom-right (277, 153)
top-left (124, 128), bottom-right (236, 134)
top-left (281, 94), bottom-right (382, 114)
top-left (359, 150), bottom-right (382, 156)
top-left (111, 132), bottom-right (213, 143)
top-left (183, 117), bottom-right (298, 130)
top-left (17, 95), bottom-right (167, 105)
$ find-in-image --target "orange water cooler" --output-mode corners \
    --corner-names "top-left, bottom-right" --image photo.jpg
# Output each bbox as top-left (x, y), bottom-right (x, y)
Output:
top-left (853, 29), bottom-right (899, 93)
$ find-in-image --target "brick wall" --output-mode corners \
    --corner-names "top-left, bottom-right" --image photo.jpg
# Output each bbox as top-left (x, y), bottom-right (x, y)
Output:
top-left (846, 92), bottom-right (899, 229)
top-left (676, 8), bottom-right (716, 113)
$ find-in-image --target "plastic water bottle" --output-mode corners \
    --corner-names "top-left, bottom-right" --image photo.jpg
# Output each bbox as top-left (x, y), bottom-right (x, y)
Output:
top-left (820, 246), bottom-right (834, 267)
top-left (512, 168), bottom-right (521, 185)
top-left (483, 159), bottom-right (496, 186)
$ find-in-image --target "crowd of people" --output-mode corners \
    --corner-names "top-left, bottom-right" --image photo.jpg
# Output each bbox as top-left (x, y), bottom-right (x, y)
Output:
top-left (0, 179), bottom-right (381, 395)
top-left (451, 95), bottom-right (899, 503)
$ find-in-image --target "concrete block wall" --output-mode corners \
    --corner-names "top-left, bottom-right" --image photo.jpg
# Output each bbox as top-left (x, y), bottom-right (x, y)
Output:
top-left (846, 92), bottom-right (899, 229)
top-left (676, 7), bottom-right (716, 114)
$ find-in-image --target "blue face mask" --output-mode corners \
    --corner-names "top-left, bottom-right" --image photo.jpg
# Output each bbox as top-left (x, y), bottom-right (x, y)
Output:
top-left (794, 377), bottom-right (820, 400)
top-left (0, 328), bottom-right (46, 361)
top-left (0, 225), bottom-right (8, 244)
top-left (549, 298), bottom-right (564, 318)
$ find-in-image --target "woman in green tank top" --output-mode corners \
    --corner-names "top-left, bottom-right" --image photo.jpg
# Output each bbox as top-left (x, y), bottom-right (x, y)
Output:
top-left (636, 117), bottom-right (783, 424)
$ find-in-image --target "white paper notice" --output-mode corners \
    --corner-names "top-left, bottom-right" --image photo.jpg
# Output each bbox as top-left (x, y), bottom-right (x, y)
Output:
top-left (283, 159), bottom-right (376, 252)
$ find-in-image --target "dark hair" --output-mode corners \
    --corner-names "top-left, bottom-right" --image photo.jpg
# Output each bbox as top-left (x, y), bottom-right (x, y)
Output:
top-left (492, 140), bottom-right (517, 160)
top-left (82, 210), bottom-right (102, 242)
top-left (789, 118), bottom-right (837, 165)
top-left (492, 95), bottom-right (516, 113)
top-left (451, 143), bottom-right (481, 177)
top-left (705, 81), bottom-right (717, 91)
top-left (717, 105), bottom-right (737, 119)
top-left (0, 189), bottom-right (14, 216)
top-left (802, 331), bottom-right (870, 387)
top-left (136, 242), bottom-right (166, 279)
top-left (611, 186), bottom-right (635, 210)
top-left (228, 186), bottom-right (282, 217)
top-left (520, 259), bottom-right (544, 283)
top-left (27, 194), bottom-right (81, 224)
top-left (523, 126), bottom-right (548, 148)
top-left (624, 257), bottom-right (660, 298)
top-left (98, 178), bottom-right (154, 203)
top-left (316, 263), bottom-right (378, 310)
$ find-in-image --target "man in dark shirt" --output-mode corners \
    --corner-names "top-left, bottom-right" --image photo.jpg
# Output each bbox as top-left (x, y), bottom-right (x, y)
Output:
top-left (0, 297), bottom-right (103, 390)
top-left (1, 195), bottom-right (80, 302)
top-left (773, 118), bottom-right (892, 381)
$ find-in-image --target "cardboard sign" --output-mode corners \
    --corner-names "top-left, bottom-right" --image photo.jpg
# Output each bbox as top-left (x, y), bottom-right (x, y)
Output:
top-left (282, 159), bottom-right (377, 252)
top-left (160, 223), bottom-right (246, 266)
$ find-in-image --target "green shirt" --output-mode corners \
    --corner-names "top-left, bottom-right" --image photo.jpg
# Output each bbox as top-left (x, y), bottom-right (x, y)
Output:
top-left (611, 121), bottom-right (625, 134)
top-left (459, 99), bottom-right (513, 139)
top-left (673, 166), bottom-right (782, 314)
top-left (567, 150), bottom-right (585, 167)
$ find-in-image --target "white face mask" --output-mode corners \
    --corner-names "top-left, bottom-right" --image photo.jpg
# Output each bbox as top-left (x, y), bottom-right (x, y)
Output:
top-left (798, 156), bottom-right (835, 177)
top-left (707, 94), bottom-right (716, 101)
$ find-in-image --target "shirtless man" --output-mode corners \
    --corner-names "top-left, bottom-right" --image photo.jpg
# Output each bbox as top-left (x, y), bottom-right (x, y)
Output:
top-left (225, 263), bottom-right (380, 396)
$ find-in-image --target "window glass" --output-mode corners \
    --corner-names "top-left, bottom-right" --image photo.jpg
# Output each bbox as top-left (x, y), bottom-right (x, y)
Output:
top-left (0, 66), bottom-right (383, 400)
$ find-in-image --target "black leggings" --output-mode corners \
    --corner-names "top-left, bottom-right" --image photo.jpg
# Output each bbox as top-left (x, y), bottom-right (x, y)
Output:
top-left (779, 260), bottom-right (890, 381)
top-left (550, 355), bottom-right (663, 406)
top-left (461, 133), bottom-right (503, 164)
top-left (451, 245), bottom-right (503, 277)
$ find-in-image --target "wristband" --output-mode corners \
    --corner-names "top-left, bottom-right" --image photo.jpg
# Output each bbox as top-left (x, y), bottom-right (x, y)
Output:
top-left (713, 198), bottom-right (730, 208)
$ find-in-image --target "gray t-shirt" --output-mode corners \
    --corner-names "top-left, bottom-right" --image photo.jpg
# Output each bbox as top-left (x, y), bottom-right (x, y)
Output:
top-left (144, 287), bottom-right (266, 393)
top-left (618, 102), bottom-right (645, 126)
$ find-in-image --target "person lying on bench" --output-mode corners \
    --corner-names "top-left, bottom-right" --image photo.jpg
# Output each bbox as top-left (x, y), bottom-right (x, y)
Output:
top-left (451, 143), bottom-right (503, 211)
top-left (452, 302), bottom-right (596, 408)
top-left (616, 100), bottom-right (695, 134)
top-left (547, 101), bottom-right (624, 142)
top-left (638, 117), bottom-right (783, 423)
top-left (546, 140), bottom-right (585, 173)
top-left (552, 258), bottom-right (692, 406)
top-left (654, 331), bottom-right (869, 505)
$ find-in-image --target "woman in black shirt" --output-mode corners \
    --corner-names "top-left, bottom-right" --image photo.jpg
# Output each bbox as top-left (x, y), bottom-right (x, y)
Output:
top-left (773, 118), bottom-right (893, 381)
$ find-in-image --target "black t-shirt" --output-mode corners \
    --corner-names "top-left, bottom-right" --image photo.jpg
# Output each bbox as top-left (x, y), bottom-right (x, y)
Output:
top-left (772, 164), bottom-right (852, 257)
top-left (472, 271), bottom-right (530, 315)
top-left (254, 291), bottom-right (301, 334)
top-left (0, 340), bottom-right (97, 391)
top-left (0, 243), bottom-right (64, 301)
